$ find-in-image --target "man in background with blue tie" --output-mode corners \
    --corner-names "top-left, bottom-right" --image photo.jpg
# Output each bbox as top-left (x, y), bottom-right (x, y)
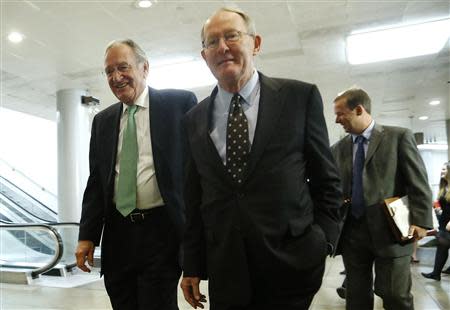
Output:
top-left (75, 39), bottom-right (196, 309)
top-left (180, 7), bottom-right (342, 310)
top-left (331, 88), bottom-right (433, 310)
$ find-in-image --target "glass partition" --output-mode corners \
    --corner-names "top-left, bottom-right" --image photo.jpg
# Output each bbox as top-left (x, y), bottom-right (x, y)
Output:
top-left (0, 222), bottom-right (78, 278)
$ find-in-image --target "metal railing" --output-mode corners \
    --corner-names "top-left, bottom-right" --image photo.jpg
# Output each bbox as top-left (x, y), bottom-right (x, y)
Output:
top-left (0, 222), bottom-right (79, 278)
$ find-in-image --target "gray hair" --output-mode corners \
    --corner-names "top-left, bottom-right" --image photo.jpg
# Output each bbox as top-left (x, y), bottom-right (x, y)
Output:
top-left (105, 39), bottom-right (148, 64)
top-left (334, 87), bottom-right (372, 114)
top-left (201, 7), bottom-right (257, 43)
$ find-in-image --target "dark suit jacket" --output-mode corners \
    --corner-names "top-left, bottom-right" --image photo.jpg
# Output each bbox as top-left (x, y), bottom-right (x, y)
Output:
top-left (78, 87), bottom-right (196, 273)
top-left (331, 124), bottom-right (433, 257)
top-left (183, 73), bottom-right (342, 304)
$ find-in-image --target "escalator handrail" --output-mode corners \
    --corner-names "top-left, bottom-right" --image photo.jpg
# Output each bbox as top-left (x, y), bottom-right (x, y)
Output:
top-left (0, 222), bottom-right (66, 278)
top-left (0, 175), bottom-right (57, 215)
top-left (0, 219), bottom-right (80, 227)
top-left (45, 222), bottom-right (80, 272)
top-left (0, 158), bottom-right (57, 198)
top-left (0, 193), bottom-right (56, 223)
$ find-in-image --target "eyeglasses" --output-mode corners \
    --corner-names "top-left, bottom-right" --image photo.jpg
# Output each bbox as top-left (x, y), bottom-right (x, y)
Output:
top-left (104, 63), bottom-right (132, 77)
top-left (202, 30), bottom-right (254, 49)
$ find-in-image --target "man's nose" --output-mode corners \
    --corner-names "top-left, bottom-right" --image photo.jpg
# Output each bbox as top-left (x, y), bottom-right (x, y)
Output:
top-left (110, 69), bottom-right (123, 81)
top-left (216, 37), bottom-right (230, 53)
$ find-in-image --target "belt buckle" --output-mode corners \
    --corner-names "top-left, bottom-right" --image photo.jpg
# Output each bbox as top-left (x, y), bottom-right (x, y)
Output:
top-left (129, 212), bottom-right (144, 223)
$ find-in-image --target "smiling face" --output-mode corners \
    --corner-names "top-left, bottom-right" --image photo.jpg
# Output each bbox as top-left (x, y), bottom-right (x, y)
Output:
top-left (334, 97), bottom-right (360, 134)
top-left (104, 43), bottom-right (148, 105)
top-left (201, 10), bottom-right (261, 92)
top-left (441, 164), bottom-right (449, 180)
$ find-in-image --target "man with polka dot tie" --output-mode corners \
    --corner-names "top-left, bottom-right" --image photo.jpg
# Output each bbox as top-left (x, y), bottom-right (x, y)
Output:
top-left (181, 7), bottom-right (342, 310)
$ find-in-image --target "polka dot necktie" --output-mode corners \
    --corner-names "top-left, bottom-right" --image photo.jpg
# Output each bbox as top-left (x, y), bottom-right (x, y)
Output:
top-left (226, 94), bottom-right (249, 184)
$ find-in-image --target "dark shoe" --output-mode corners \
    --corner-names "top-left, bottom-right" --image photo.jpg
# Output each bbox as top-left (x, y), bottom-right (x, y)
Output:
top-left (339, 269), bottom-right (346, 275)
top-left (410, 257), bottom-right (420, 263)
top-left (442, 267), bottom-right (450, 275)
top-left (421, 272), bottom-right (441, 281)
top-left (336, 286), bottom-right (346, 299)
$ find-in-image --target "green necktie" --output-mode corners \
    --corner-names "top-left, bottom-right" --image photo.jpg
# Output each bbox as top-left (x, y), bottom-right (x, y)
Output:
top-left (116, 105), bottom-right (138, 217)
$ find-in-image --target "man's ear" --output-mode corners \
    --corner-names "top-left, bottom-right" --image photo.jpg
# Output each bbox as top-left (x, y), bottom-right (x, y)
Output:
top-left (355, 105), bottom-right (364, 116)
top-left (253, 35), bottom-right (262, 55)
top-left (143, 61), bottom-right (149, 78)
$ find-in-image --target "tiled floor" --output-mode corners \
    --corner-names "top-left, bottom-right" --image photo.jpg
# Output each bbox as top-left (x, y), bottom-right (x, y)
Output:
top-left (1, 246), bottom-right (449, 309)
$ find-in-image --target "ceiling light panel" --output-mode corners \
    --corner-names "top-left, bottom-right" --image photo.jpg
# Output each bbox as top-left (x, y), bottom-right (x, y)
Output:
top-left (428, 100), bottom-right (440, 105)
top-left (347, 18), bottom-right (450, 65)
top-left (8, 32), bottom-right (24, 43)
top-left (136, 0), bottom-right (152, 8)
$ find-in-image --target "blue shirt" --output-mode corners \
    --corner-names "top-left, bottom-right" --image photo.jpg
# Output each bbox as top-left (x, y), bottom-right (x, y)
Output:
top-left (209, 70), bottom-right (260, 164)
top-left (351, 120), bottom-right (375, 163)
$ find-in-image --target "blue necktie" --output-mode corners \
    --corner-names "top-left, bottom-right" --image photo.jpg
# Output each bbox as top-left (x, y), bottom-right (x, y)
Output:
top-left (352, 135), bottom-right (366, 218)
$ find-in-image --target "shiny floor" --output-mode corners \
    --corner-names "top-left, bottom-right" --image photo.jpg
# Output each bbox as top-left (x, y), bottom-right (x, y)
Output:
top-left (1, 246), bottom-right (449, 310)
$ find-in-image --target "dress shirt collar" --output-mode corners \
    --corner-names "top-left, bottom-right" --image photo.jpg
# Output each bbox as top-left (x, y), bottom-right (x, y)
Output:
top-left (352, 119), bottom-right (375, 143)
top-left (121, 86), bottom-right (149, 114)
top-left (216, 70), bottom-right (259, 107)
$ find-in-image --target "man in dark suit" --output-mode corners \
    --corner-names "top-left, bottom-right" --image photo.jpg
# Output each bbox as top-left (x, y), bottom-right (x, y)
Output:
top-left (331, 88), bottom-right (433, 310)
top-left (75, 39), bottom-right (196, 309)
top-left (180, 7), bottom-right (342, 310)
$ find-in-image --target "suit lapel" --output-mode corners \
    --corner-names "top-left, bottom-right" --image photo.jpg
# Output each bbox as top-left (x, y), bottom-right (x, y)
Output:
top-left (106, 103), bottom-right (122, 190)
top-left (245, 73), bottom-right (284, 179)
top-left (366, 123), bottom-right (383, 164)
top-left (341, 135), bottom-right (353, 197)
top-left (148, 87), bottom-right (166, 176)
top-left (200, 88), bottom-right (235, 183)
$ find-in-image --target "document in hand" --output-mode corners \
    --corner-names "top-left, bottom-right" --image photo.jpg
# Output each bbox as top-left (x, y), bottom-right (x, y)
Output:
top-left (383, 196), bottom-right (414, 243)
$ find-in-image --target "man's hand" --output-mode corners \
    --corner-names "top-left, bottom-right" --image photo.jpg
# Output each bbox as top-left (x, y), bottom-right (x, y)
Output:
top-left (75, 240), bottom-right (95, 272)
top-left (408, 225), bottom-right (427, 240)
top-left (180, 277), bottom-right (206, 309)
top-left (446, 220), bottom-right (450, 232)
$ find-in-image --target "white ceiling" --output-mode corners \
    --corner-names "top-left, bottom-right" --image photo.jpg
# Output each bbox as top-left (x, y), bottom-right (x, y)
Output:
top-left (1, 0), bottom-right (449, 144)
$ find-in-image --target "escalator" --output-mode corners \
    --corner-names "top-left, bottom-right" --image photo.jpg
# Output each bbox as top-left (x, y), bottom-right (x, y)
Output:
top-left (0, 175), bottom-right (57, 223)
top-left (0, 160), bottom-right (83, 284)
top-left (0, 222), bottom-right (80, 284)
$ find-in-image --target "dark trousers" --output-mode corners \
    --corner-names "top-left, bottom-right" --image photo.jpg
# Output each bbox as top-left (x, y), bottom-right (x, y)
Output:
top-left (211, 295), bottom-right (315, 310)
top-left (210, 279), bottom-right (316, 310)
top-left (342, 217), bottom-right (413, 310)
top-left (103, 207), bottom-right (181, 310)
top-left (431, 236), bottom-right (450, 274)
top-left (210, 260), bottom-right (324, 310)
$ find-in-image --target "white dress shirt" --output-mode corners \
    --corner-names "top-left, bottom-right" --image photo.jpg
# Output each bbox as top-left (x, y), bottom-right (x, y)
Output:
top-left (114, 87), bottom-right (164, 210)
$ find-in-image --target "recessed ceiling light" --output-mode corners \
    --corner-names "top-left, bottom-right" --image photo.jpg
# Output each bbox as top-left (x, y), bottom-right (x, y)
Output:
top-left (418, 116), bottom-right (429, 120)
top-left (429, 100), bottom-right (440, 106)
top-left (346, 18), bottom-right (450, 65)
top-left (8, 32), bottom-right (24, 43)
top-left (136, 0), bottom-right (152, 8)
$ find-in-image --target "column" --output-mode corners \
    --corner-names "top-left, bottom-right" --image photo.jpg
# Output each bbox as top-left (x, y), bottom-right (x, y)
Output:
top-left (56, 89), bottom-right (91, 223)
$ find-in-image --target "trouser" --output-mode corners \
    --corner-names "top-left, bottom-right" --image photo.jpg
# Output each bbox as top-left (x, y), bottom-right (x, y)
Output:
top-left (210, 262), bottom-right (322, 310)
top-left (103, 207), bottom-right (181, 310)
top-left (342, 216), bottom-right (413, 310)
top-left (431, 235), bottom-right (450, 274)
